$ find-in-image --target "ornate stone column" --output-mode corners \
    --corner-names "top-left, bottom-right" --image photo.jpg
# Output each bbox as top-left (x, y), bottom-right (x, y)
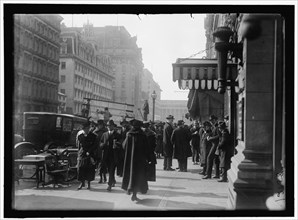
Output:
top-left (227, 14), bottom-right (283, 209)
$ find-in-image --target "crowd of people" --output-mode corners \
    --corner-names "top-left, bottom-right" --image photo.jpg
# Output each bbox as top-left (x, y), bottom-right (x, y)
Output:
top-left (75, 113), bottom-right (234, 201)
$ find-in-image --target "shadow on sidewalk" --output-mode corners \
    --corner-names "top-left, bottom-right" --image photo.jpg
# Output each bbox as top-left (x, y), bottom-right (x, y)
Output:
top-left (135, 198), bottom-right (225, 210)
top-left (147, 188), bottom-right (227, 199)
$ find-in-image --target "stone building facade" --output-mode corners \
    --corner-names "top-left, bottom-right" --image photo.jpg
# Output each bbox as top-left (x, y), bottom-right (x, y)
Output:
top-left (59, 25), bottom-right (114, 116)
top-left (14, 14), bottom-right (63, 114)
top-left (205, 13), bottom-right (287, 210)
top-left (79, 23), bottom-right (144, 117)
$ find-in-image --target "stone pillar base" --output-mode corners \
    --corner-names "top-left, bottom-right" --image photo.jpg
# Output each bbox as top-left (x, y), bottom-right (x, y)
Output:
top-left (227, 143), bottom-right (273, 209)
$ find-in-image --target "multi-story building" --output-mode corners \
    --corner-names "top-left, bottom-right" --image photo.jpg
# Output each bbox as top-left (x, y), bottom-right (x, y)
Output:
top-left (78, 23), bottom-right (144, 118)
top-left (57, 92), bottom-right (66, 113)
top-left (140, 68), bottom-right (162, 121)
top-left (59, 25), bottom-right (114, 117)
top-left (160, 100), bottom-right (190, 125)
top-left (14, 14), bottom-right (63, 114)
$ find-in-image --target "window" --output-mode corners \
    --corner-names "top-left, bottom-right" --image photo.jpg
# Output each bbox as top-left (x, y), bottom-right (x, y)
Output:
top-left (61, 62), bottom-right (66, 69)
top-left (60, 75), bottom-right (66, 83)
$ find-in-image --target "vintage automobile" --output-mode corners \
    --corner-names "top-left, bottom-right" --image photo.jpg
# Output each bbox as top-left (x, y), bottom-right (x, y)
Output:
top-left (14, 112), bottom-right (88, 159)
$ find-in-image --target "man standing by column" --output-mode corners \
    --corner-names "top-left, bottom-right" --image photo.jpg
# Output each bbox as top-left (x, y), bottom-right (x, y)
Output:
top-left (163, 115), bottom-right (175, 171)
top-left (203, 115), bottom-right (220, 179)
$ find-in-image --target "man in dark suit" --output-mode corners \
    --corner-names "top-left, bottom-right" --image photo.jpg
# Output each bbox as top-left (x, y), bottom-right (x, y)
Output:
top-left (171, 120), bottom-right (192, 172)
top-left (217, 122), bottom-right (233, 182)
top-left (203, 115), bottom-right (220, 179)
top-left (100, 120), bottom-right (122, 191)
top-left (163, 115), bottom-right (175, 171)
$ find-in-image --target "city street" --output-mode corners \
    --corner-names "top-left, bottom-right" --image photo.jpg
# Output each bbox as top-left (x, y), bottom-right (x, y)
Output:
top-left (13, 157), bottom-right (229, 211)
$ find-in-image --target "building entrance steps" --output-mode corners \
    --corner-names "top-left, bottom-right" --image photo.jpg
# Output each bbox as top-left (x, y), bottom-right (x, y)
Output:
top-left (14, 158), bottom-right (229, 211)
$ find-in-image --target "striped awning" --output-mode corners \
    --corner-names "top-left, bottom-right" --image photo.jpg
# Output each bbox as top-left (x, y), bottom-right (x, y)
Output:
top-left (172, 58), bottom-right (237, 90)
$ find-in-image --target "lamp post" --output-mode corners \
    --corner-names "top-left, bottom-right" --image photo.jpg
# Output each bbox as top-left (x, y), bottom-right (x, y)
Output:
top-left (151, 90), bottom-right (157, 122)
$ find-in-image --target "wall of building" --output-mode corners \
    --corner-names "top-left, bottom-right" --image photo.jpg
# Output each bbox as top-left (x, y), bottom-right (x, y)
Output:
top-left (14, 14), bottom-right (63, 114)
top-left (59, 27), bottom-right (114, 116)
top-left (79, 25), bottom-right (144, 117)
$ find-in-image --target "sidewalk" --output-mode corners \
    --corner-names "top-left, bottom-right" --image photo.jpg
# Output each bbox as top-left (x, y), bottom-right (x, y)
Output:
top-left (13, 157), bottom-right (229, 211)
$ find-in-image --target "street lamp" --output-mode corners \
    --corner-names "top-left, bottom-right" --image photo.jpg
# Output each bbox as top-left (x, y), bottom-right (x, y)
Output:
top-left (151, 90), bottom-right (157, 122)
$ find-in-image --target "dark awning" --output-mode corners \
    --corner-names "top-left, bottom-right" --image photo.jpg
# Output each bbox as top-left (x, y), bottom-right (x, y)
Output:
top-left (172, 58), bottom-right (237, 90)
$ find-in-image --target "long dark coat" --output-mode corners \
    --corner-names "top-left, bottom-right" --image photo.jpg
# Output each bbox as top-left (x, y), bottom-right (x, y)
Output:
top-left (77, 131), bottom-right (97, 181)
top-left (199, 129), bottom-right (212, 166)
top-left (93, 127), bottom-right (108, 162)
top-left (190, 126), bottom-right (201, 150)
top-left (171, 126), bottom-right (192, 160)
top-left (121, 128), bottom-right (155, 194)
top-left (144, 128), bottom-right (157, 181)
top-left (100, 130), bottom-right (122, 169)
top-left (218, 128), bottom-right (233, 169)
top-left (155, 129), bottom-right (163, 154)
top-left (163, 122), bottom-right (174, 157)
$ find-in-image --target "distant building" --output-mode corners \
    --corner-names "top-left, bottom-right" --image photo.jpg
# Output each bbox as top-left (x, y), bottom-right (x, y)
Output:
top-left (140, 69), bottom-right (162, 121)
top-left (160, 100), bottom-right (190, 124)
top-left (14, 14), bottom-right (63, 114)
top-left (59, 25), bottom-right (114, 116)
top-left (77, 24), bottom-right (144, 118)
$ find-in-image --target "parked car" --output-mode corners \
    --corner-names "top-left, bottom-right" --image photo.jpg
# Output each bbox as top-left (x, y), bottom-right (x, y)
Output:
top-left (14, 112), bottom-right (87, 159)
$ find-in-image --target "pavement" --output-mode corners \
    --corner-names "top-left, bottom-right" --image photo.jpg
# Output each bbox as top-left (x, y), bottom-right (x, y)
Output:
top-left (13, 157), bottom-right (229, 212)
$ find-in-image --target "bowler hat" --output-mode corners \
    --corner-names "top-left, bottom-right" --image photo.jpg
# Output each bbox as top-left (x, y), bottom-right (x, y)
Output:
top-left (209, 115), bottom-right (218, 121)
top-left (177, 120), bottom-right (184, 126)
top-left (106, 120), bottom-right (116, 126)
top-left (203, 121), bottom-right (212, 127)
top-left (97, 119), bottom-right (105, 125)
top-left (142, 121), bottom-right (151, 128)
top-left (82, 121), bottom-right (90, 129)
top-left (166, 115), bottom-right (174, 120)
top-left (218, 121), bottom-right (227, 129)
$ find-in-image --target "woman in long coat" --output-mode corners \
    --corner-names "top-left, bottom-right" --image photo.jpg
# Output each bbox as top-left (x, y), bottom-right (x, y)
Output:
top-left (217, 122), bottom-right (233, 182)
top-left (77, 122), bottom-right (97, 190)
top-left (171, 120), bottom-right (192, 172)
top-left (121, 119), bottom-right (155, 201)
top-left (199, 121), bottom-right (213, 176)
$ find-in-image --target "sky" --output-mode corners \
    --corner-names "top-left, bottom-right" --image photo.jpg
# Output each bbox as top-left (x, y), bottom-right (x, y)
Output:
top-left (61, 14), bottom-right (207, 100)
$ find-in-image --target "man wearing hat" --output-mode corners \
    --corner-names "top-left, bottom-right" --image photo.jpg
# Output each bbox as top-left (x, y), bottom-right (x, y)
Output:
top-left (217, 122), bottom-right (233, 182)
top-left (203, 115), bottom-right (220, 179)
top-left (100, 120), bottom-right (122, 191)
top-left (199, 121), bottom-right (213, 176)
top-left (163, 115), bottom-right (175, 171)
top-left (116, 119), bottom-right (131, 178)
top-left (93, 120), bottom-right (108, 183)
top-left (171, 120), bottom-right (192, 172)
